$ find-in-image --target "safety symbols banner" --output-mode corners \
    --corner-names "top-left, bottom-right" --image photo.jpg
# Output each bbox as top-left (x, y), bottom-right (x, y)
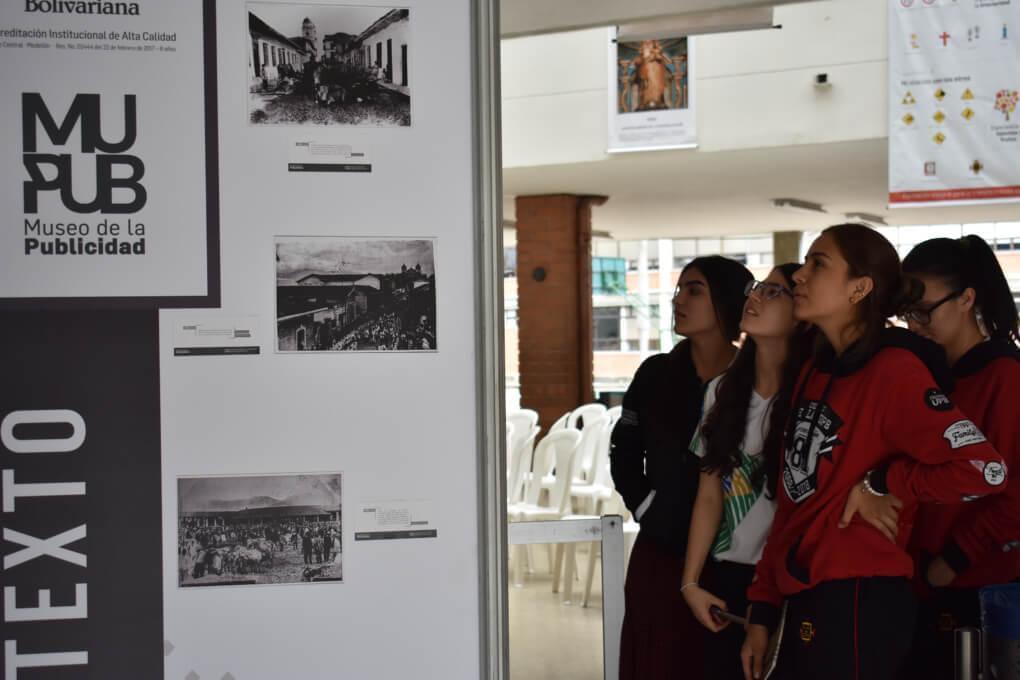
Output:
top-left (889, 0), bottom-right (1020, 206)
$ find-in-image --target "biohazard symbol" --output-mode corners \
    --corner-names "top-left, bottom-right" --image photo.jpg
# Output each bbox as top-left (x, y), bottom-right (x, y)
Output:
top-left (903, 113), bottom-right (916, 125)
top-left (800, 621), bottom-right (816, 643)
top-left (933, 110), bottom-right (946, 123)
top-left (935, 88), bottom-right (947, 102)
top-left (933, 131), bottom-right (947, 144)
top-left (962, 107), bottom-right (975, 120)
top-left (902, 91), bottom-right (917, 105)
top-left (962, 88), bottom-right (975, 100)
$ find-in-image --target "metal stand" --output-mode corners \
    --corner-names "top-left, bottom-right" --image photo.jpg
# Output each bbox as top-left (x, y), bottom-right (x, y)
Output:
top-left (508, 516), bottom-right (626, 680)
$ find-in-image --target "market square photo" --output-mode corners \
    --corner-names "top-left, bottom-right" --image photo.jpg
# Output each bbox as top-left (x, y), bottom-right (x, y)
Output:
top-left (276, 236), bottom-right (437, 352)
top-left (178, 473), bottom-right (343, 587)
top-left (248, 2), bottom-right (411, 126)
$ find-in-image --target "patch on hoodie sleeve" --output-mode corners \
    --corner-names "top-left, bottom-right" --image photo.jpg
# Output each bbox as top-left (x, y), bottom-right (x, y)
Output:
top-left (983, 460), bottom-right (1007, 486)
top-left (924, 388), bottom-right (953, 412)
top-left (943, 420), bottom-right (987, 449)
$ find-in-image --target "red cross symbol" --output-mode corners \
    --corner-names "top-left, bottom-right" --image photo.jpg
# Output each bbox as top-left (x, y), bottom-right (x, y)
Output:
top-left (940, 32), bottom-right (951, 46)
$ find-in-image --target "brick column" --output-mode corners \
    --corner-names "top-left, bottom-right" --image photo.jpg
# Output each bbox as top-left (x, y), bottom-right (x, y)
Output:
top-left (515, 194), bottom-right (607, 432)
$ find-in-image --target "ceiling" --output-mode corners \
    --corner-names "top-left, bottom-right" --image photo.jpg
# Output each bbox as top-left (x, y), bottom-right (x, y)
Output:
top-left (502, 138), bottom-right (1020, 240)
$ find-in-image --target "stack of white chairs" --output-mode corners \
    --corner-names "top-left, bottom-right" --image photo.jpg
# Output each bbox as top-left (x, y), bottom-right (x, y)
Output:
top-left (506, 410), bottom-right (540, 505)
top-left (507, 429), bottom-right (582, 586)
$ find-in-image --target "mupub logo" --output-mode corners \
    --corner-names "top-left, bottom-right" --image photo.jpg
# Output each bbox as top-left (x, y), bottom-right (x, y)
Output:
top-left (22, 93), bottom-right (147, 214)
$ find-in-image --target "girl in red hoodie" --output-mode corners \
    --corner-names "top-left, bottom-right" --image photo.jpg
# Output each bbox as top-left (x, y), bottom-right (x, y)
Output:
top-left (894, 236), bottom-right (1020, 679)
top-left (739, 224), bottom-right (1008, 680)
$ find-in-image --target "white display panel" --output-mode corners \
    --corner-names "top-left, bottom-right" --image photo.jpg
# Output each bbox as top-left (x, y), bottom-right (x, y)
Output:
top-left (159, 1), bottom-right (483, 676)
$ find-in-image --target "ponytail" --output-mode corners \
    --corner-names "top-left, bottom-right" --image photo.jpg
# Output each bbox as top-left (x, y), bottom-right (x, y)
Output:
top-left (903, 236), bottom-right (1019, 346)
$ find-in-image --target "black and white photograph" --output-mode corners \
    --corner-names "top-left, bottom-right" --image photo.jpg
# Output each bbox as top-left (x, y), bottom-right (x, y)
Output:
top-left (247, 2), bottom-right (411, 127)
top-left (276, 237), bottom-right (437, 352)
top-left (178, 473), bottom-right (343, 587)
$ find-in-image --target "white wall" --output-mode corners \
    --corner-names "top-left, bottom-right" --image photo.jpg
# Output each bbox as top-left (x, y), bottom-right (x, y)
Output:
top-left (501, 0), bottom-right (888, 167)
top-left (370, 18), bottom-right (410, 87)
top-left (161, 1), bottom-right (481, 678)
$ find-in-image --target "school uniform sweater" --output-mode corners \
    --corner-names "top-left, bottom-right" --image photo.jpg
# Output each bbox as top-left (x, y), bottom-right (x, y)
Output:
top-left (609, 341), bottom-right (706, 556)
top-left (747, 329), bottom-right (1008, 630)
top-left (908, 339), bottom-right (1020, 589)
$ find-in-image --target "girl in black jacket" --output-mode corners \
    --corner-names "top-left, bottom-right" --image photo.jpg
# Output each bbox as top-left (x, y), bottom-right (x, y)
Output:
top-left (611, 255), bottom-right (752, 680)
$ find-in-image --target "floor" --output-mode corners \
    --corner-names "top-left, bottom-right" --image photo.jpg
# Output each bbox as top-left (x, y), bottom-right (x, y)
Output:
top-left (509, 545), bottom-right (606, 680)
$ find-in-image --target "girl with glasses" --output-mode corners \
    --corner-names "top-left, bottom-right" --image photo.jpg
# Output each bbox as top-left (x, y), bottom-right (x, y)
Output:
top-left (611, 256), bottom-right (752, 680)
top-left (681, 264), bottom-right (814, 680)
top-left (739, 224), bottom-right (1008, 680)
top-left (892, 236), bottom-right (1019, 680)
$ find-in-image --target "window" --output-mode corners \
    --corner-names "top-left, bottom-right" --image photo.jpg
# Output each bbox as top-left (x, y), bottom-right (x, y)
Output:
top-left (592, 257), bottom-right (626, 295)
top-left (593, 307), bottom-right (622, 351)
top-left (503, 247), bottom-right (517, 277)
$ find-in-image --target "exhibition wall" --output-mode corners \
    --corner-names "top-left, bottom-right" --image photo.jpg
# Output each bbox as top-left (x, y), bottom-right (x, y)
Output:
top-left (0, 0), bottom-right (503, 677)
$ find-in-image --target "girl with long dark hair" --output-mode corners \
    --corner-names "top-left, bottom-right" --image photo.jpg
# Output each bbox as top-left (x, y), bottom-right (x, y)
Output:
top-left (739, 224), bottom-right (1008, 680)
top-left (611, 255), bottom-right (752, 680)
top-left (883, 235), bottom-right (1018, 679)
top-left (681, 263), bottom-right (813, 680)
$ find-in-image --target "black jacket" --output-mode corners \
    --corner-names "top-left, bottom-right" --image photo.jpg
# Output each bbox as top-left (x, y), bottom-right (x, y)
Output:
top-left (609, 341), bottom-right (707, 555)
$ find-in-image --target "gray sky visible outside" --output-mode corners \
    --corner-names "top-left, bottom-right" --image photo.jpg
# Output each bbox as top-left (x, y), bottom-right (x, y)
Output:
top-left (276, 238), bottom-right (435, 278)
top-left (248, 3), bottom-right (403, 53)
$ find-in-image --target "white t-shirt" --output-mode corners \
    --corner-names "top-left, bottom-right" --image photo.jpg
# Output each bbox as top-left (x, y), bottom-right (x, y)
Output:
top-left (690, 375), bottom-right (777, 565)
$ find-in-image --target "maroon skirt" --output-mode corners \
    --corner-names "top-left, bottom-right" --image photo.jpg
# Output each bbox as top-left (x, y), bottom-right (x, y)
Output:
top-left (620, 533), bottom-right (705, 680)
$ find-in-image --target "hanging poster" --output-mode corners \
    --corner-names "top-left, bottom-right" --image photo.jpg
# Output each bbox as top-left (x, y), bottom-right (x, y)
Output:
top-left (0, 0), bottom-right (219, 307)
top-left (888, 0), bottom-right (1020, 207)
top-left (607, 28), bottom-right (696, 153)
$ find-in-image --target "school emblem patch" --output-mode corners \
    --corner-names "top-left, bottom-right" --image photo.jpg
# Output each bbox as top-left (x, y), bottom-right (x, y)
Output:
top-left (783, 400), bottom-right (844, 504)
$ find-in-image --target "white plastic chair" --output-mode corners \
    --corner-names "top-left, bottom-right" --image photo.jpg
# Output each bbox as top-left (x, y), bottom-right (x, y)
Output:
top-left (507, 427), bottom-right (538, 505)
top-left (548, 411), bottom-right (571, 432)
top-left (508, 429), bottom-right (582, 585)
top-left (571, 491), bottom-right (640, 608)
top-left (568, 403), bottom-right (607, 430)
top-left (507, 409), bottom-right (539, 441)
top-left (570, 420), bottom-right (614, 514)
top-left (541, 414), bottom-right (608, 491)
top-left (606, 405), bottom-right (622, 425)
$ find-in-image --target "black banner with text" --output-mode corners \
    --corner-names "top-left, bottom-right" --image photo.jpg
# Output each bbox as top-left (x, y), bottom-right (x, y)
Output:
top-left (1, 310), bottom-right (163, 679)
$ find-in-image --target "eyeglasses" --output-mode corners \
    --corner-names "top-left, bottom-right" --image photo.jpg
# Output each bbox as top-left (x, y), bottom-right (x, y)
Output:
top-left (744, 280), bottom-right (793, 301)
top-left (899, 290), bottom-right (963, 326)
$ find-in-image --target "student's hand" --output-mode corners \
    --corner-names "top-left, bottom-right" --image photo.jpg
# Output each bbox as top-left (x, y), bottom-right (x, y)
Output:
top-left (682, 584), bottom-right (729, 632)
top-left (927, 556), bottom-right (958, 587)
top-left (741, 623), bottom-right (770, 680)
top-left (839, 481), bottom-right (903, 542)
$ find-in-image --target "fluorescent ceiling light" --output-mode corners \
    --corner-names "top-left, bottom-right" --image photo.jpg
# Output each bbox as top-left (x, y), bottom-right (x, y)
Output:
top-left (771, 198), bottom-right (827, 215)
top-left (844, 212), bottom-right (888, 226)
top-left (618, 8), bottom-right (776, 42)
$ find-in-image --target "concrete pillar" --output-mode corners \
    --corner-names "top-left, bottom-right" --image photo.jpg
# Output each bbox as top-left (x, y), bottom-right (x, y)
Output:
top-left (773, 230), bottom-right (803, 266)
top-left (515, 194), bottom-right (607, 432)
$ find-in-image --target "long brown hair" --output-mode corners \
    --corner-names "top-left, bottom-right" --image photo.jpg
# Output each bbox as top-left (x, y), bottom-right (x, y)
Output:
top-left (820, 223), bottom-right (922, 362)
top-left (699, 264), bottom-right (814, 498)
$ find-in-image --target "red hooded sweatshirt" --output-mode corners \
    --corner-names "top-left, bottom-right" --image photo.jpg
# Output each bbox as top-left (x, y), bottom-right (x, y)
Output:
top-left (907, 339), bottom-right (1020, 590)
top-left (748, 329), bottom-right (1008, 630)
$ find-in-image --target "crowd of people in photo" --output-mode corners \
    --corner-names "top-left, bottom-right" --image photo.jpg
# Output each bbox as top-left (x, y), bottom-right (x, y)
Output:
top-left (178, 518), bottom-right (341, 583)
top-left (608, 225), bottom-right (1019, 680)
top-left (333, 312), bottom-right (436, 351)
